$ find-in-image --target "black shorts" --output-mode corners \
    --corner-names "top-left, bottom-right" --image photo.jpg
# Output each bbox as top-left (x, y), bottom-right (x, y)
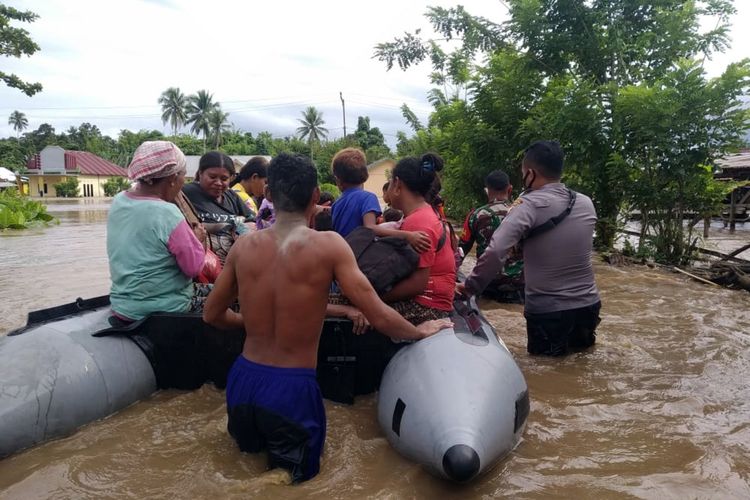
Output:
top-left (226, 356), bottom-right (326, 483)
top-left (524, 301), bottom-right (601, 356)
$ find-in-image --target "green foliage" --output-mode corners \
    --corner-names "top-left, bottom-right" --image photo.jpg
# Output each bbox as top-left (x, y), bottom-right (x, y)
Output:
top-left (377, 0), bottom-right (748, 260)
top-left (0, 4), bottom-right (42, 96)
top-left (102, 177), bottom-right (131, 197)
top-left (8, 110), bottom-right (28, 136)
top-left (0, 188), bottom-right (55, 229)
top-left (158, 87), bottom-right (188, 137)
top-left (170, 133), bottom-right (203, 155)
top-left (297, 107), bottom-right (329, 161)
top-left (0, 138), bottom-right (26, 171)
top-left (186, 90), bottom-right (218, 150)
top-left (319, 183), bottom-right (341, 199)
top-left (353, 116), bottom-right (385, 151)
top-left (207, 108), bottom-right (231, 148)
top-left (615, 59), bottom-right (750, 264)
top-left (53, 177), bottom-right (79, 198)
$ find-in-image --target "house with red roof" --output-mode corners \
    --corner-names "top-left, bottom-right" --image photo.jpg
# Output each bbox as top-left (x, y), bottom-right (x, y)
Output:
top-left (25, 145), bottom-right (128, 198)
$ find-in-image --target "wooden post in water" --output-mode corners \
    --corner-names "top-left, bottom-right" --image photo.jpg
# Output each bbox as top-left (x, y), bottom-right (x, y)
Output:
top-left (729, 189), bottom-right (736, 233)
top-left (703, 217), bottom-right (710, 238)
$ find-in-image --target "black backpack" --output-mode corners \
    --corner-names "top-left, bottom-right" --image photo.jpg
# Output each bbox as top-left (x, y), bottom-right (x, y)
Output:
top-left (345, 227), bottom-right (419, 294)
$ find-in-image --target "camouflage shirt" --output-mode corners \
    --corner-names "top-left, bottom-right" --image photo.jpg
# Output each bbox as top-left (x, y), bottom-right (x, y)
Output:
top-left (459, 200), bottom-right (523, 278)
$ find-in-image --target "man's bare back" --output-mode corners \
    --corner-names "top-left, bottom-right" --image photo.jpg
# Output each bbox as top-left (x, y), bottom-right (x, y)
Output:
top-left (229, 215), bottom-right (346, 368)
top-left (204, 212), bottom-right (451, 369)
top-left (202, 152), bottom-right (450, 482)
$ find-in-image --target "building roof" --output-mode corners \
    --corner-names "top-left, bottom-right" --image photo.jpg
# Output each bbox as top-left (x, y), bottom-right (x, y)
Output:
top-left (716, 151), bottom-right (750, 170)
top-left (0, 167), bottom-right (17, 182)
top-left (715, 151), bottom-right (750, 181)
top-left (26, 149), bottom-right (127, 177)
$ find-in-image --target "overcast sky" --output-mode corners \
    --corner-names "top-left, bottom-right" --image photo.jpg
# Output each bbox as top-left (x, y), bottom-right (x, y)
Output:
top-left (1, 0), bottom-right (748, 146)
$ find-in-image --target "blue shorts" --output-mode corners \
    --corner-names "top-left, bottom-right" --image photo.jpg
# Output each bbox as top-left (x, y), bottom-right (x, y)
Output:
top-left (226, 356), bottom-right (326, 482)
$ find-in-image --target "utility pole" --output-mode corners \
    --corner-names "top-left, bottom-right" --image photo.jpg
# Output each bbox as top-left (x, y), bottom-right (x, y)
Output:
top-left (340, 91), bottom-right (347, 138)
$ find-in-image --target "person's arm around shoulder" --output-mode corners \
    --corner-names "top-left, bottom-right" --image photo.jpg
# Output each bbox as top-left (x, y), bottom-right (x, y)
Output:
top-left (203, 244), bottom-right (244, 329)
top-left (459, 198), bottom-right (536, 298)
top-left (326, 232), bottom-right (450, 340)
top-left (364, 212), bottom-right (431, 253)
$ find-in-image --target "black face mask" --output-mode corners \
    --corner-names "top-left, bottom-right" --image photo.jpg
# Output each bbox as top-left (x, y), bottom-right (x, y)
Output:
top-left (522, 169), bottom-right (536, 192)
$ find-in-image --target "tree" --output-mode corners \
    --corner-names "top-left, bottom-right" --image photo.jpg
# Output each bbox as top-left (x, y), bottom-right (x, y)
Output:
top-left (8, 111), bottom-right (28, 137)
top-left (400, 104), bottom-right (423, 132)
top-left (102, 177), bottom-right (131, 197)
top-left (158, 87), bottom-right (188, 137)
top-left (376, 1), bottom-right (742, 249)
top-left (0, 5), bottom-right (42, 96)
top-left (53, 177), bottom-right (79, 198)
top-left (207, 108), bottom-right (231, 149)
top-left (352, 116), bottom-right (387, 152)
top-left (614, 60), bottom-right (750, 264)
top-left (186, 90), bottom-right (218, 152)
top-left (296, 106), bottom-right (328, 161)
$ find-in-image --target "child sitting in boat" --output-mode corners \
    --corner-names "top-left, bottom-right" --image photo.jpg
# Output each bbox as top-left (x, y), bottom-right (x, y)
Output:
top-left (202, 153), bottom-right (450, 483)
top-left (330, 148), bottom-right (429, 251)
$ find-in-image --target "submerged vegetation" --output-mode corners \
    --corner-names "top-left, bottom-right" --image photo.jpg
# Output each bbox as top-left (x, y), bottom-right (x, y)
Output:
top-left (0, 189), bottom-right (55, 229)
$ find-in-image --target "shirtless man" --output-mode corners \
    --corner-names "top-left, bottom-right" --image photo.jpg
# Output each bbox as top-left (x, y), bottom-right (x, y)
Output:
top-left (203, 153), bottom-right (451, 483)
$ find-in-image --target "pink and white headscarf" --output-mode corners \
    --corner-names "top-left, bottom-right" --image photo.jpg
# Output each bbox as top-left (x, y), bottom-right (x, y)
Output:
top-left (128, 141), bottom-right (187, 183)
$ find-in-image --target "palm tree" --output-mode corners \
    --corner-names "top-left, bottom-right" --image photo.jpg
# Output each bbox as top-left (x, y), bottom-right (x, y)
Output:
top-left (8, 111), bottom-right (28, 138)
top-left (186, 90), bottom-right (218, 152)
top-left (296, 106), bottom-right (328, 161)
top-left (208, 108), bottom-right (231, 149)
top-left (158, 87), bottom-right (188, 137)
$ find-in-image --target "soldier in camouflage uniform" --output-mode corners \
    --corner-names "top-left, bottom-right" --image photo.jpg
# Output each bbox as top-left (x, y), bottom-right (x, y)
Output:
top-left (459, 170), bottom-right (524, 303)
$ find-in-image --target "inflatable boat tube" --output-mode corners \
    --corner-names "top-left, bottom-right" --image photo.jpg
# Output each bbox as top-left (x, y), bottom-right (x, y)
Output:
top-left (0, 297), bottom-right (395, 458)
top-left (377, 300), bottom-right (529, 482)
top-left (0, 302), bottom-right (155, 458)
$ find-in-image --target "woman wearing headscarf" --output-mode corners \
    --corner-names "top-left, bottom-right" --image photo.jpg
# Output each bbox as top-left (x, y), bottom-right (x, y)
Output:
top-left (182, 151), bottom-right (253, 261)
top-left (107, 141), bottom-right (207, 322)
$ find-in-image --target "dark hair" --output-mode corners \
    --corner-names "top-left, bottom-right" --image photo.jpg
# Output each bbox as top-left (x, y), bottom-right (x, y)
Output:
top-left (523, 141), bottom-right (564, 179)
top-left (319, 191), bottom-right (336, 205)
top-left (199, 151), bottom-right (235, 176)
top-left (268, 153), bottom-right (318, 213)
top-left (331, 148), bottom-right (368, 185)
top-left (383, 207), bottom-right (403, 222)
top-left (382, 181), bottom-right (390, 192)
top-left (313, 211), bottom-right (333, 231)
top-left (425, 177), bottom-right (442, 207)
top-left (485, 170), bottom-right (510, 191)
top-left (392, 152), bottom-right (444, 197)
top-left (230, 156), bottom-right (268, 187)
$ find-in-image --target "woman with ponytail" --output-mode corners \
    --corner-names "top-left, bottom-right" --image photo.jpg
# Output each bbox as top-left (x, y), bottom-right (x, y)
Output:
top-left (381, 153), bottom-right (456, 324)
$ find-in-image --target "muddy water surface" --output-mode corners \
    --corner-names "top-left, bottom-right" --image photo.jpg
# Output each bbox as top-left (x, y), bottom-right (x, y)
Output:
top-left (1, 200), bottom-right (749, 499)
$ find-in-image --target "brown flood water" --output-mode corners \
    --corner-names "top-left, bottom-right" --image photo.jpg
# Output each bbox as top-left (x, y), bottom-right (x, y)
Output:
top-left (1, 200), bottom-right (749, 499)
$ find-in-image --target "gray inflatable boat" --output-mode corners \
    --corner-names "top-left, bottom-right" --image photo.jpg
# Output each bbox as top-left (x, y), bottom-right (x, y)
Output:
top-left (1, 297), bottom-right (528, 485)
top-left (378, 301), bottom-right (529, 482)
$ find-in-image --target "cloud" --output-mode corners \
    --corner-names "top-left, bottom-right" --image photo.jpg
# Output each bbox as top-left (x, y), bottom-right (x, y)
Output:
top-left (1, 0), bottom-right (747, 148)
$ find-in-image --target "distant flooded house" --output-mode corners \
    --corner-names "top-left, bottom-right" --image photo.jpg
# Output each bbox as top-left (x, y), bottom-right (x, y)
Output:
top-left (364, 158), bottom-right (395, 206)
top-left (715, 150), bottom-right (750, 224)
top-left (25, 146), bottom-right (127, 198)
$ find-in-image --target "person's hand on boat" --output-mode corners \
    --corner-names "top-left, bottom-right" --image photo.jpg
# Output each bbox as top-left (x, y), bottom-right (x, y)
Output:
top-left (342, 306), bottom-right (370, 335)
top-left (415, 318), bottom-right (452, 338)
top-left (406, 231), bottom-right (431, 253)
